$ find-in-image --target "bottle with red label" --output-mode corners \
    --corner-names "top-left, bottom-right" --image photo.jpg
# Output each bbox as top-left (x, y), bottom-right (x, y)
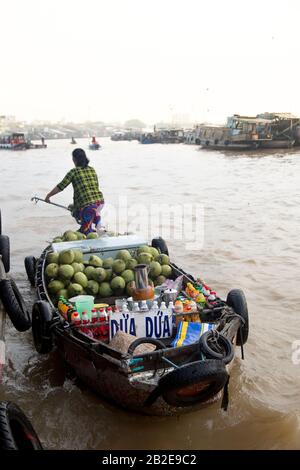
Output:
top-left (81, 311), bottom-right (94, 338)
top-left (70, 311), bottom-right (82, 328)
top-left (98, 307), bottom-right (109, 342)
top-left (91, 309), bottom-right (100, 339)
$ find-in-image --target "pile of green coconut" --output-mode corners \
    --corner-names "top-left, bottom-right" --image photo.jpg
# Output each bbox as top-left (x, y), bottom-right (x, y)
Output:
top-left (45, 244), bottom-right (172, 305)
top-left (52, 230), bottom-right (101, 243)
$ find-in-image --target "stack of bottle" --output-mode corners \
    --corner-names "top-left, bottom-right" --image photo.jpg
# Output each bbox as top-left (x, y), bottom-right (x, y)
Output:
top-left (57, 296), bottom-right (110, 342)
top-left (185, 282), bottom-right (217, 304)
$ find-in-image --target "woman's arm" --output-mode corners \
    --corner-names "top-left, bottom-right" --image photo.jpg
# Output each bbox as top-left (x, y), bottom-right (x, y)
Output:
top-left (45, 186), bottom-right (61, 203)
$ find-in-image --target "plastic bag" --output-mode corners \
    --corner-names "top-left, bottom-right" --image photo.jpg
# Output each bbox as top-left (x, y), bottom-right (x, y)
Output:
top-left (171, 321), bottom-right (214, 348)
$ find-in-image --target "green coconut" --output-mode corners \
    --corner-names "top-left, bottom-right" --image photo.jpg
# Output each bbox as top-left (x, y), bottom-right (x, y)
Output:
top-left (149, 247), bottom-right (159, 258)
top-left (58, 264), bottom-right (75, 280)
top-left (48, 279), bottom-right (65, 294)
top-left (104, 268), bottom-right (113, 281)
top-left (45, 263), bottom-right (59, 279)
top-left (84, 266), bottom-right (96, 279)
top-left (99, 282), bottom-right (113, 298)
top-left (71, 262), bottom-right (84, 274)
top-left (137, 245), bottom-right (152, 255)
top-left (88, 255), bottom-right (103, 267)
top-left (52, 237), bottom-right (63, 243)
top-left (156, 254), bottom-right (170, 265)
top-left (73, 272), bottom-right (88, 288)
top-left (67, 283), bottom-right (84, 298)
top-left (154, 275), bottom-right (166, 287)
top-left (121, 269), bottom-right (135, 283)
top-left (73, 250), bottom-right (83, 263)
top-left (103, 257), bottom-right (114, 269)
top-left (87, 232), bottom-right (98, 239)
top-left (76, 232), bottom-right (86, 240)
top-left (92, 267), bottom-right (107, 283)
top-left (46, 252), bottom-right (59, 265)
top-left (149, 261), bottom-right (162, 280)
top-left (126, 280), bottom-right (136, 297)
top-left (63, 230), bottom-right (78, 241)
top-left (110, 276), bottom-right (126, 291)
top-left (59, 249), bottom-right (75, 265)
top-left (126, 258), bottom-right (138, 270)
top-left (112, 259), bottom-right (126, 274)
top-left (116, 250), bottom-right (132, 262)
top-left (86, 280), bottom-right (99, 296)
top-left (137, 252), bottom-right (152, 265)
top-left (161, 265), bottom-right (172, 278)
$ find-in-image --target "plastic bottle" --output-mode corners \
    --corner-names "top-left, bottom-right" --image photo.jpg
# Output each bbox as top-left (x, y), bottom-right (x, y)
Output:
top-left (98, 308), bottom-right (108, 342)
top-left (133, 302), bottom-right (140, 313)
top-left (150, 300), bottom-right (159, 315)
top-left (81, 311), bottom-right (94, 338)
top-left (106, 306), bottom-right (113, 317)
top-left (159, 301), bottom-right (167, 313)
top-left (91, 309), bottom-right (99, 338)
top-left (140, 300), bottom-right (149, 313)
top-left (58, 296), bottom-right (73, 321)
top-left (70, 311), bottom-right (82, 328)
top-left (121, 303), bottom-right (129, 313)
top-left (174, 300), bottom-right (184, 327)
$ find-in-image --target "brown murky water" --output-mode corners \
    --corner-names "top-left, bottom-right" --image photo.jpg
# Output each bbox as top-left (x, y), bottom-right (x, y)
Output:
top-left (0, 138), bottom-right (300, 449)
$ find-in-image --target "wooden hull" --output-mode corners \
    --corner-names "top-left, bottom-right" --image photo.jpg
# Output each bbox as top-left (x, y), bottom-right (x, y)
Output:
top-left (259, 140), bottom-right (295, 149)
top-left (34, 245), bottom-right (242, 416)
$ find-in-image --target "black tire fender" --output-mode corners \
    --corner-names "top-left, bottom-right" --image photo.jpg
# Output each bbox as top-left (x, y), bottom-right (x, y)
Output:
top-left (149, 359), bottom-right (228, 407)
top-left (226, 289), bottom-right (249, 346)
top-left (24, 256), bottom-right (37, 287)
top-left (199, 330), bottom-right (234, 364)
top-left (151, 237), bottom-right (169, 255)
top-left (32, 301), bottom-right (53, 354)
top-left (0, 401), bottom-right (43, 450)
top-left (0, 279), bottom-right (31, 332)
top-left (128, 337), bottom-right (165, 355)
top-left (0, 234), bottom-right (10, 273)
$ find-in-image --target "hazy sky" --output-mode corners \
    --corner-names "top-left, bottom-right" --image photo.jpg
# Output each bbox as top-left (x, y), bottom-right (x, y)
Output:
top-left (1, 0), bottom-right (299, 123)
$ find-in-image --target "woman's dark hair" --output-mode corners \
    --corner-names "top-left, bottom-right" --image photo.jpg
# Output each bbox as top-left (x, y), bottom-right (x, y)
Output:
top-left (72, 148), bottom-right (90, 168)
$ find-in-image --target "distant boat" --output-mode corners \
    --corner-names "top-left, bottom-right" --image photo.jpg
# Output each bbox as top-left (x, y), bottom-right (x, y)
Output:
top-left (71, 137), bottom-right (77, 144)
top-left (89, 137), bottom-right (101, 150)
top-left (0, 133), bottom-right (27, 150)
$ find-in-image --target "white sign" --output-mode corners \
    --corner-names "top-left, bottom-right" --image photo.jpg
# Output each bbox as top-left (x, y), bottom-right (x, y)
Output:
top-left (109, 311), bottom-right (173, 340)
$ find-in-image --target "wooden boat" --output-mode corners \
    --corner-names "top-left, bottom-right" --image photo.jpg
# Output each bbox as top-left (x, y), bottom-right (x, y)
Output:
top-left (89, 142), bottom-right (101, 150)
top-left (27, 235), bottom-right (249, 416)
top-left (0, 133), bottom-right (27, 150)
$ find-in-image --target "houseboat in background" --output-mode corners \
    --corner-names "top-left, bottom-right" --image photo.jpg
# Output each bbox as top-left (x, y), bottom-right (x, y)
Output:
top-left (0, 133), bottom-right (47, 150)
top-left (191, 113), bottom-right (300, 150)
top-left (0, 133), bottom-right (27, 150)
top-left (139, 127), bottom-right (185, 144)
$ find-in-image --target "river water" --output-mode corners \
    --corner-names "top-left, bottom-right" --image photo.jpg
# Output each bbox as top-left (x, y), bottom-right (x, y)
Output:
top-left (0, 138), bottom-right (300, 449)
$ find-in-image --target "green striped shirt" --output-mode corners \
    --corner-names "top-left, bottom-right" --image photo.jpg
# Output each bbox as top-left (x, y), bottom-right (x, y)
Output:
top-left (57, 166), bottom-right (104, 210)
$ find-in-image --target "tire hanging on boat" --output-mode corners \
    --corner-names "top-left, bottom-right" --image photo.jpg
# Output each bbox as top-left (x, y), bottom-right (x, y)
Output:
top-left (32, 301), bottom-right (53, 354)
top-left (226, 289), bottom-right (249, 346)
top-left (151, 236), bottom-right (169, 255)
top-left (0, 278), bottom-right (31, 331)
top-left (0, 234), bottom-right (10, 273)
top-left (199, 330), bottom-right (234, 364)
top-left (127, 337), bottom-right (165, 355)
top-left (0, 401), bottom-right (43, 450)
top-left (145, 359), bottom-right (229, 408)
top-left (24, 256), bottom-right (37, 287)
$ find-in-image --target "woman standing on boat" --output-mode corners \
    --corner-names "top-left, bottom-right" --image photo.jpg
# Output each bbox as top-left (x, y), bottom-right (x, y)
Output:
top-left (45, 148), bottom-right (105, 235)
